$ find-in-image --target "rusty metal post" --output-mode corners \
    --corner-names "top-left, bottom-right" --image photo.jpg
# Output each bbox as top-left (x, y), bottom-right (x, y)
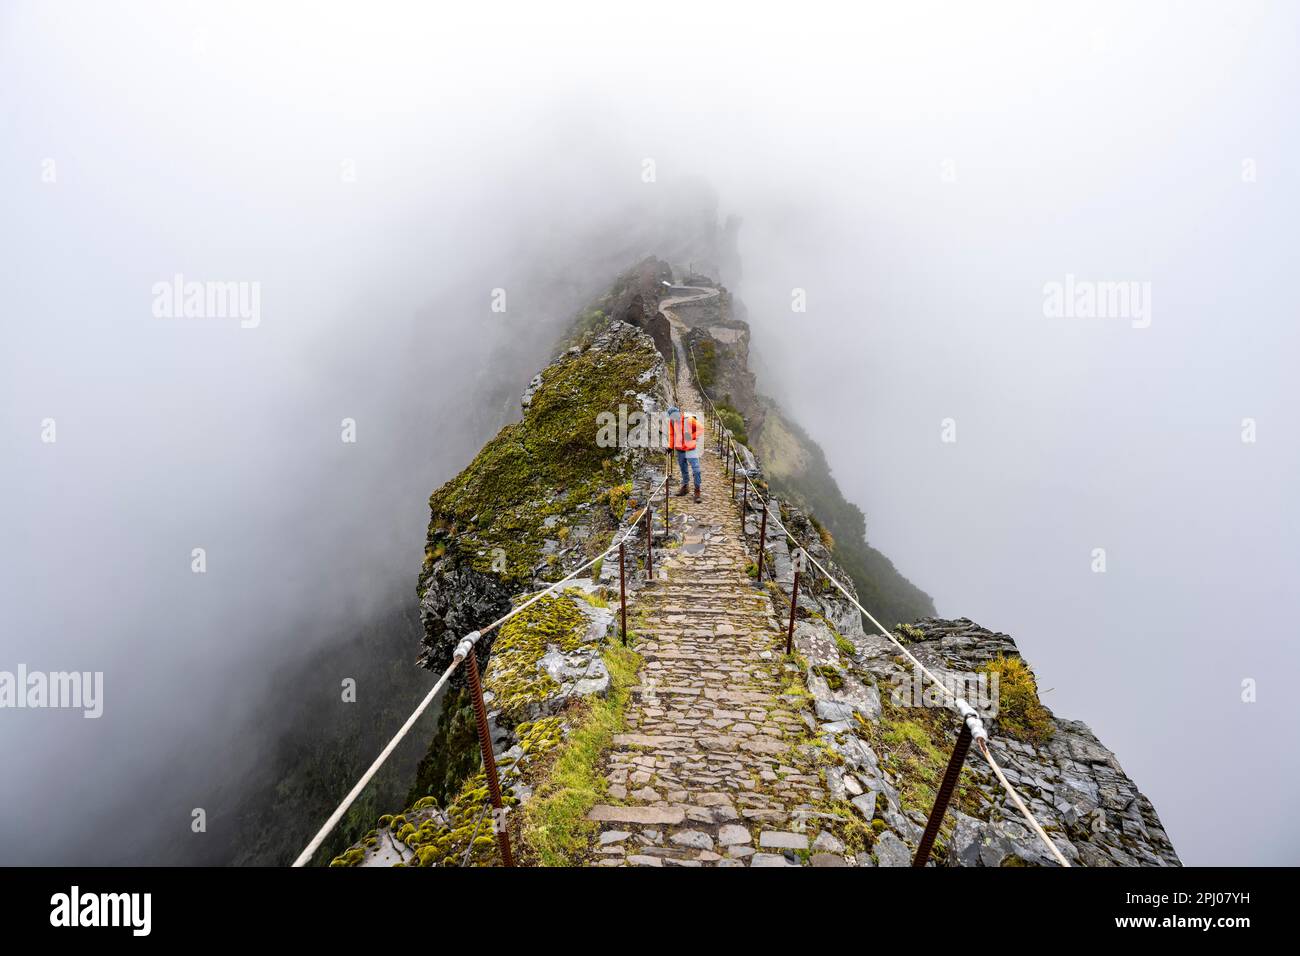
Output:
top-left (913, 722), bottom-right (974, 867)
top-left (664, 456), bottom-right (670, 530)
top-left (465, 648), bottom-right (514, 866)
top-left (786, 568), bottom-right (800, 655)
top-left (757, 501), bottom-right (768, 582)
top-left (619, 540), bottom-right (628, 645)
top-left (645, 503), bottom-right (653, 579)
top-left (742, 472), bottom-right (748, 513)
top-left (731, 452), bottom-right (737, 499)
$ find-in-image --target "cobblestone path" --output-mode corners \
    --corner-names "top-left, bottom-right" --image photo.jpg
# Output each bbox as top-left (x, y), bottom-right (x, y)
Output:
top-left (586, 332), bottom-right (848, 867)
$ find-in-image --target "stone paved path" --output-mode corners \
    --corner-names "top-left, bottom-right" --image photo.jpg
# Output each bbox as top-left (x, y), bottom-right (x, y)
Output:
top-left (586, 321), bottom-right (845, 867)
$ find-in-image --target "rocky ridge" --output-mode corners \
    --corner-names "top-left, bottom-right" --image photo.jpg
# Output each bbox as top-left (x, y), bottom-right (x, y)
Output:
top-left (331, 261), bottom-right (1179, 868)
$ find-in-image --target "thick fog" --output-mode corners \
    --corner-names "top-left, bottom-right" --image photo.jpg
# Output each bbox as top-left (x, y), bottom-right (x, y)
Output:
top-left (3, 2), bottom-right (1296, 865)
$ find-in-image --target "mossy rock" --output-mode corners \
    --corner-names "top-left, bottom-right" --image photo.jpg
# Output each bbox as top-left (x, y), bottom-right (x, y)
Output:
top-left (483, 593), bottom-right (588, 721)
top-left (422, 326), bottom-right (660, 584)
top-left (979, 654), bottom-right (1053, 744)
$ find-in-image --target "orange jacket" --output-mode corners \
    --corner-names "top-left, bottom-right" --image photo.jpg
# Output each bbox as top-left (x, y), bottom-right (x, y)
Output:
top-left (669, 416), bottom-right (699, 451)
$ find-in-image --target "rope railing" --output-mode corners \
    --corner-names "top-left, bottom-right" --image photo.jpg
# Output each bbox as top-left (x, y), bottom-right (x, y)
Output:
top-left (292, 470), bottom-right (672, 868)
top-left (685, 343), bottom-right (1070, 867)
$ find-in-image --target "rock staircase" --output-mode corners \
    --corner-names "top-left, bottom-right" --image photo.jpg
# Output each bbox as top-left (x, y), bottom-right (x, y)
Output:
top-left (585, 339), bottom-right (848, 866)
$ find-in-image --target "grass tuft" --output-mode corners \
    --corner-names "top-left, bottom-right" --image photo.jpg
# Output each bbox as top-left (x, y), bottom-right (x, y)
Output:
top-left (521, 643), bottom-right (642, 865)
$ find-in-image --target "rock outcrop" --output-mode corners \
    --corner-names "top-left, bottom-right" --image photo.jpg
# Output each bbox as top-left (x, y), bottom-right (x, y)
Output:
top-left (773, 582), bottom-right (1182, 865)
top-left (416, 317), bottom-right (670, 677)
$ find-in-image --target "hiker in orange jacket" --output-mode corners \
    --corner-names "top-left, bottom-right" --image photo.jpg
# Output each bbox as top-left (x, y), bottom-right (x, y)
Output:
top-left (667, 406), bottom-right (702, 502)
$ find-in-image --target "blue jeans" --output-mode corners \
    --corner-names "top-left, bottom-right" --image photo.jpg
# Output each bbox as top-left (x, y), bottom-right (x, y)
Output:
top-left (676, 451), bottom-right (701, 488)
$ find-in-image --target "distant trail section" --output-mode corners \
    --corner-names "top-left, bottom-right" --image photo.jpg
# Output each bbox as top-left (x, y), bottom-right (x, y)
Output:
top-left (660, 285), bottom-right (719, 404)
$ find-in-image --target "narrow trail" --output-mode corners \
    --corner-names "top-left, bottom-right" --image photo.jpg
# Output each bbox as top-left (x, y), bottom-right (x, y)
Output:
top-left (586, 306), bottom-right (842, 867)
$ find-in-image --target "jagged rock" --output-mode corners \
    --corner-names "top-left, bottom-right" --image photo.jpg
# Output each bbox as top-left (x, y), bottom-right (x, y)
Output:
top-left (520, 372), bottom-right (544, 410)
top-left (873, 830), bottom-right (912, 867)
top-left (814, 699), bottom-right (855, 722)
top-left (417, 559), bottom-right (513, 677)
top-left (812, 831), bottom-right (845, 853)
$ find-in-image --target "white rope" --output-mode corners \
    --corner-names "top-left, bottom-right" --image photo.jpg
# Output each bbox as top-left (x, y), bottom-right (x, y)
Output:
top-left (292, 472), bottom-right (670, 866)
top-left (689, 345), bottom-right (1071, 866)
top-left (291, 660), bottom-right (460, 867)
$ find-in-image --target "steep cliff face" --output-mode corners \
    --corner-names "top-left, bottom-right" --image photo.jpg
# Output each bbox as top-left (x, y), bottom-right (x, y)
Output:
top-left (770, 581), bottom-right (1182, 866)
top-left (899, 620), bottom-right (1180, 867)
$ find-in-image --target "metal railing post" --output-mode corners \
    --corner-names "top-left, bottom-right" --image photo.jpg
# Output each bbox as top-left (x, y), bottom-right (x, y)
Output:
top-left (913, 722), bottom-right (974, 867)
top-left (757, 501), bottom-right (768, 582)
top-left (465, 647), bottom-right (514, 866)
top-left (645, 503), bottom-right (653, 579)
top-left (619, 540), bottom-right (628, 645)
top-left (664, 456), bottom-right (670, 530)
top-left (731, 452), bottom-right (737, 499)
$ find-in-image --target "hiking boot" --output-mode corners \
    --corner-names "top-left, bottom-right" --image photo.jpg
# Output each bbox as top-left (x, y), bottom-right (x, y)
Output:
top-left (694, 488), bottom-right (701, 503)
top-left (675, 483), bottom-right (689, 497)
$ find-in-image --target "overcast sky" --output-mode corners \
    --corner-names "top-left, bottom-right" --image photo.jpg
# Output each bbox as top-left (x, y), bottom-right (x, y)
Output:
top-left (3, 1), bottom-right (1296, 865)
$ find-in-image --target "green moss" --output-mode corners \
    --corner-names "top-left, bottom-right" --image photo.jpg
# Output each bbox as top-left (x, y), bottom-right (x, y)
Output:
top-left (521, 643), bottom-right (642, 866)
top-left (716, 404), bottom-right (748, 446)
top-left (354, 715), bottom-right (569, 869)
top-left (979, 654), bottom-right (1053, 744)
top-left (328, 847), bottom-right (366, 867)
top-left (568, 587), bottom-right (609, 610)
top-left (483, 593), bottom-right (587, 721)
top-left (809, 798), bottom-right (876, 854)
top-left (422, 331), bottom-right (659, 585)
top-left (812, 664), bottom-right (845, 691)
top-left (895, 622), bottom-right (925, 643)
top-left (809, 514), bottom-right (835, 550)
